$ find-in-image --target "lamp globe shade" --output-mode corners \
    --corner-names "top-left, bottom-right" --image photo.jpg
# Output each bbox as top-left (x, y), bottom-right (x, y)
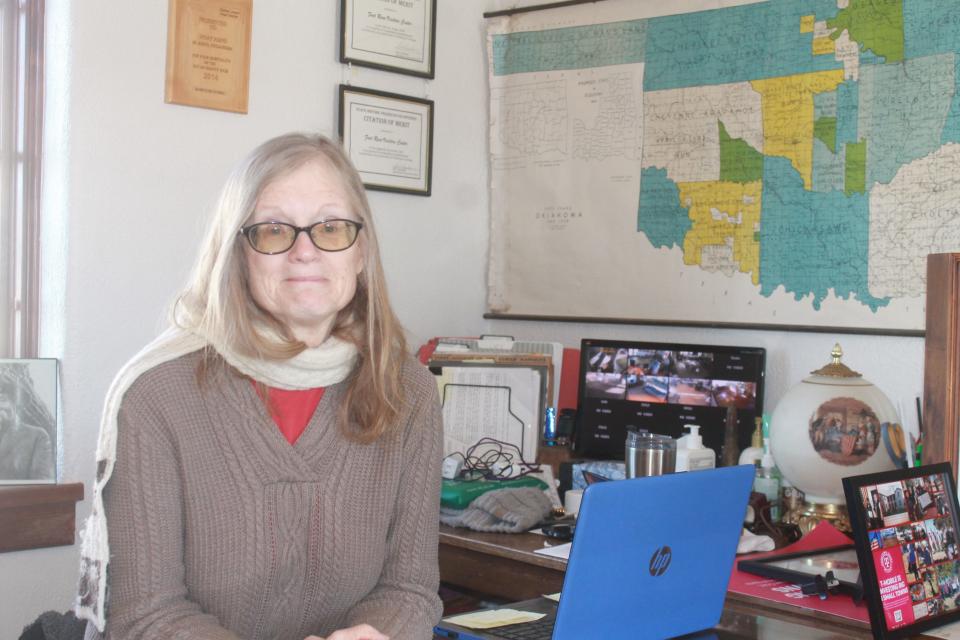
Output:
top-left (769, 344), bottom-right (902, 504)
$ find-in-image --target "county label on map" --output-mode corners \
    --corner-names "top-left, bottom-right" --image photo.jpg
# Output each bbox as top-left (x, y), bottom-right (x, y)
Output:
top-left (486, 0), bottom-right (960, 331)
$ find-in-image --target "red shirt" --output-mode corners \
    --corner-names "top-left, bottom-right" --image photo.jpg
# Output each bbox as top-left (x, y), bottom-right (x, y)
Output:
top-left (253, 382), bottom-right (325, 444)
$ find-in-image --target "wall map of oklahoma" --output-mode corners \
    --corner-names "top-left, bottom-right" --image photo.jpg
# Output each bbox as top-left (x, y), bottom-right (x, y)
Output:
top-left (486, 0), bottom-right (960, 332)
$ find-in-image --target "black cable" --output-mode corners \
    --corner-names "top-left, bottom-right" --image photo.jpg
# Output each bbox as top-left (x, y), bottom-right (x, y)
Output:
top-left (448, 437), bottom-right (542, 481)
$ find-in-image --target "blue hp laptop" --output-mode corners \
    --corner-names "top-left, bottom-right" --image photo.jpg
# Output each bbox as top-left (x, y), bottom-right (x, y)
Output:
top-left (435, 465), bottom-right (754, 640)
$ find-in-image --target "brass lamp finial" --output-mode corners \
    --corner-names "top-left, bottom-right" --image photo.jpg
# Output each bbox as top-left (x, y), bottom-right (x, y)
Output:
top-left (811, 342), bottom-right (862, 378)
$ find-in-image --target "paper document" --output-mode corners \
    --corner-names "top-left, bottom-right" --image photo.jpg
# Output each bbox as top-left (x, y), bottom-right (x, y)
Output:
top-left (432, 336), bottom-right (564, 407)
top-left (442, 609), bottom-right (546, 630)
top-left (430, 357), bottom-right (552, 438)
top-left (533, 541), bottom-right (571, 560)
top-left (927, 620), bottom-right (960, 639)
top-left (435, 366), bottom-right (540, 461)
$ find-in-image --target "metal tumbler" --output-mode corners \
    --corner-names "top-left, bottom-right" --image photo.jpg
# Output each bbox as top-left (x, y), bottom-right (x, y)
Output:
top-left (625, 430), bottom-right (677, 478)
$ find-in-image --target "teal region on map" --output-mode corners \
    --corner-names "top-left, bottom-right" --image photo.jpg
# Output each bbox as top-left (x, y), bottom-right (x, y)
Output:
top-left (491, 0), bottom-right (960, 311)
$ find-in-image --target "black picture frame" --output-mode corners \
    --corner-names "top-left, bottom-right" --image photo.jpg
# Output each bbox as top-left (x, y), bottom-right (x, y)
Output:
top-left (843, 462), bottom-right (960, 639)
top-left (338, 84), bottom-right (434, 196)
top-left (339, 0), bottom-right (437, 78)
top-left (737, 544), bottom-right (863, 602)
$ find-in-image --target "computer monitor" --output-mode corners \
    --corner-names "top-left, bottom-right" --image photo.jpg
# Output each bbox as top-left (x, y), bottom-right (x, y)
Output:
top-left (575, 338), bottom-right (766, 460)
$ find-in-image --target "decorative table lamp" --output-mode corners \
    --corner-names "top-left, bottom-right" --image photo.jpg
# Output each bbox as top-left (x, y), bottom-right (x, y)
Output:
top-left (769, 344), bottom-right (904, 533)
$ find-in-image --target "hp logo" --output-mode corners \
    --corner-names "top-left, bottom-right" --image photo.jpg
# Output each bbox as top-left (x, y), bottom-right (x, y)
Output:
top-left (649, 545), bottom-right (672, 577)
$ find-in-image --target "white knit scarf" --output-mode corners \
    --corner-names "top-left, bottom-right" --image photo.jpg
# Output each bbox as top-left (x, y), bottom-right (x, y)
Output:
top-left (75, 326), bottom-right (358, 631)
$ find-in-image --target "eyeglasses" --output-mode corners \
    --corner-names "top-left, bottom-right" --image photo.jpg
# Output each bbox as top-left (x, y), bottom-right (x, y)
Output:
top-left (238, 219), bottom-right (363, 254)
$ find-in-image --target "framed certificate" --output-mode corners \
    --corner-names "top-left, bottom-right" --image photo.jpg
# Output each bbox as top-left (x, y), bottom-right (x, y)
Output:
top-left (164, 0), bottom-right (253, 113)
top-left (339, 85), bottom-right (434, 196)
top-left (844, 463), bottom-right (960, 639)
top-left (340, 0), bottom-right (437, 78)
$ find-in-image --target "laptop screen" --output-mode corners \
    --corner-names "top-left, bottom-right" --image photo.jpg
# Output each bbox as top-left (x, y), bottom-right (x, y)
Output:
top-left (575, 338), bottom-right (766, 459)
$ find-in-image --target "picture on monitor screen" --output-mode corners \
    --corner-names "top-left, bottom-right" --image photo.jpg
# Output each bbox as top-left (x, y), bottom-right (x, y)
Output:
top-left (576, 339), bottom-right (766, 459)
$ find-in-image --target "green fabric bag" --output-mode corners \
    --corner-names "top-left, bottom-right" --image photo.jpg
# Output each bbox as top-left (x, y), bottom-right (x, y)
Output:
top-left (440, 476), bottom-right (548, 510)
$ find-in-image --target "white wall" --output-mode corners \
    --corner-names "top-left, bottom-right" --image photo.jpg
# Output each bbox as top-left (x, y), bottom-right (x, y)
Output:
top-left (0, 0), bottom-right (925, 636)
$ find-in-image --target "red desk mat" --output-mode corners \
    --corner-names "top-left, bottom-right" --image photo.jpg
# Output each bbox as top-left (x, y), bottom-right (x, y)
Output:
top-left (729, 522), bottom-right (869, 623)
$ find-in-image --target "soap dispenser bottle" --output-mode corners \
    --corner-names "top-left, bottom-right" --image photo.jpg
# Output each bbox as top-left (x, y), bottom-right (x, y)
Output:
top-left (675, 424), bottom-right (716, 472)
top-left (753, 436), bottom-right (782, 521)
top-left (738, 417), bottom-right (764, 466)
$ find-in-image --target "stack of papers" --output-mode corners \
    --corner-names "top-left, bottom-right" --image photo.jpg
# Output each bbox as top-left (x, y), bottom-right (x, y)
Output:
top-left (435, 366), bottom-right (541, 460)
top-left (442, 609), bottom-right (546, 630)
top-left (426, 336), bottom-right (563, 464)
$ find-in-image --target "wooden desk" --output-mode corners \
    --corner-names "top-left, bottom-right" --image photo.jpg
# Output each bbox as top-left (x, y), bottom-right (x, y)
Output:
top-left (439, 526), bottom-right (565, 601)
top-left (438, 525), bottom-right (941, 639)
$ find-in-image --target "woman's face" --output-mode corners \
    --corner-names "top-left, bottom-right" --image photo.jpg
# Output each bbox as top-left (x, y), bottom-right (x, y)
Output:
top-left (244, 159), bottom-right (364, 347)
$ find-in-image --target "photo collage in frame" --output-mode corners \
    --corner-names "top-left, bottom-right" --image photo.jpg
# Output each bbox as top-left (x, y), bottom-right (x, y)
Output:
top-left (844, 463), bottom-right (960, 639)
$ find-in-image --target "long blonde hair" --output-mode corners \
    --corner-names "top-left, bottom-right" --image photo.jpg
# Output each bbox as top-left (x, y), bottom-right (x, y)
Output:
top-left (177, 133), bottom-right (408, 442)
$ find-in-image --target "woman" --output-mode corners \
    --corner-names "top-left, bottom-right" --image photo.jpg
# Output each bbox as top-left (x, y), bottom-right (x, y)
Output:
top-left (76, 133), bottom-right (443, 640)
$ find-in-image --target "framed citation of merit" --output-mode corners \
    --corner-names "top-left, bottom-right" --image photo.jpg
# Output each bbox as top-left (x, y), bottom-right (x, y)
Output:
top-left (339, 85), bottom-right (434, 196)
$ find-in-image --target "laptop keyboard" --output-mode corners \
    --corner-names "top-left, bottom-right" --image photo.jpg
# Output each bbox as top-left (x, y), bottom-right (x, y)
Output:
top-left (489, 618), bottom-right (555, 640)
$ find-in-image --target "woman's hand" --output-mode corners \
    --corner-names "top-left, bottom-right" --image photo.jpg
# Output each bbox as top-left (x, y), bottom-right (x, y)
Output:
top-left (306, 623), bottom-right (389, 640)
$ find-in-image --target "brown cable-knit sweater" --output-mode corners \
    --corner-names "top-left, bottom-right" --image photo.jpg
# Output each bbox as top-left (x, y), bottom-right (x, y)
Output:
top-left (98, 351), bottom-right (443, 640)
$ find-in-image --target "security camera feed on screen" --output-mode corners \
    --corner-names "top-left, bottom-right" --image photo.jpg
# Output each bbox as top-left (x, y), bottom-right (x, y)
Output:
top-left (857, 471), bottom-right (960, 631)
top-left (577, 339), bottom-right (765, 458)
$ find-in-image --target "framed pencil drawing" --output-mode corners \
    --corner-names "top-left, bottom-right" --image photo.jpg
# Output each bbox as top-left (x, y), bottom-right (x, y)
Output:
top-left (0, 359), bottom-right (57, 484)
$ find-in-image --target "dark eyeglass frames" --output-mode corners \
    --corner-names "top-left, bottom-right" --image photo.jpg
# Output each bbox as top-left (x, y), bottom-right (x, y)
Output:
top-left (238, 219), bottom-right (363, 255)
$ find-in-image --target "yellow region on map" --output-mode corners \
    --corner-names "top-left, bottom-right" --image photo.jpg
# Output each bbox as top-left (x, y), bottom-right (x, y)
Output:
top-left (812, 36), bottom-right (835, 55)
top-left (800, 15), bottom-right (815, 33)
top-left (676, 180), bottom-right (762, 284)
top-left (751, 70), bottom-right (845, 190)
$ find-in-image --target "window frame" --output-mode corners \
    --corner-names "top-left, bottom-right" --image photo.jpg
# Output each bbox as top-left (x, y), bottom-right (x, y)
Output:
top-left (0, 0), bottom-right (82, 555)
top-left (1, 0), bottom-right (44, 358)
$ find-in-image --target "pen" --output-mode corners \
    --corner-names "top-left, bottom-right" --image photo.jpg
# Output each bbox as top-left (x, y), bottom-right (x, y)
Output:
top-left (915, 397), bottom-right (923, 467)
